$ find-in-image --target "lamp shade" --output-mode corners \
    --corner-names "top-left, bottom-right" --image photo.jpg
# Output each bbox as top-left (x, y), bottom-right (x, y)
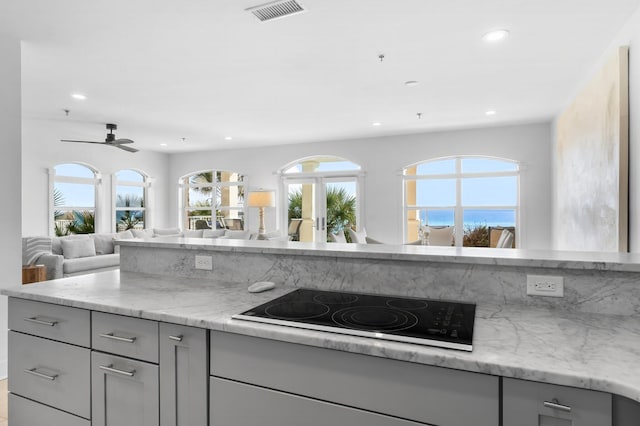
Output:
top-left (248, 190), bottom-right (275, 208)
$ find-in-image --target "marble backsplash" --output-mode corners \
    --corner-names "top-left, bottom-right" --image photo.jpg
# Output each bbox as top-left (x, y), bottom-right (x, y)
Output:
top-left (119, 244), bottom-right (640, 317)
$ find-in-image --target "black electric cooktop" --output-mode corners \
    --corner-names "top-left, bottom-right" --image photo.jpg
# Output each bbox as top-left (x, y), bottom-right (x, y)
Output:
top-left (233, 288), bottom-right (476, 351)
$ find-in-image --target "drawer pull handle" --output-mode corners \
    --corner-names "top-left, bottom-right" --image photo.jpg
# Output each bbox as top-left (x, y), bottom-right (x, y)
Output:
top-left (100, 333), bottom-right (137, 343)
top-left (24, 317), bottom-right (57, 327)
top-left (99, 364), bottom-right (136, 377)
top-left (543, 399), bottom-right (572, 412)
top-left (169, 335), bottom-right (183, 342)
top-left (24, 368), bottom-right (58, 381)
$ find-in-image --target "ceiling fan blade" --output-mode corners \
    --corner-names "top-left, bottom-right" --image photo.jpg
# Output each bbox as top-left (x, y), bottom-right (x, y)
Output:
top-left (114, 138), bottom-right (134, 144)
top-left (61, 139), bottom-right (105, 145)
top-left (115, 144), bottom-right (139, 153)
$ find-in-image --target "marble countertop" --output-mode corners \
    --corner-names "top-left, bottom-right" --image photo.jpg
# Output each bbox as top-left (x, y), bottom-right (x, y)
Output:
top-left (3, 270), bottom-right (640, 402)
top-left (118, 237), bottom-right (640, 273)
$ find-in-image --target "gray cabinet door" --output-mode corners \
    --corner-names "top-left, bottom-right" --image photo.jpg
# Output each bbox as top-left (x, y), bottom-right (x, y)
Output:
top-left (210, 377), bottom-right (429, 426)
top-left (92, 351), bottom-right (160, 426)
top-left (503, 378), bottom-right (612, 426)
top-left (160, 323), bottom-right (208, 426)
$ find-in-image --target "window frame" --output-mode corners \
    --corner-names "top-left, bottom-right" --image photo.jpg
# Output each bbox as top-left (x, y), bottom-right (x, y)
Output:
top-left (49, 162), bottom-right (101, 236)
top-left (403, 156), bottom-right (520, 247)
top-left (112, 169), bottom-right (150, 232)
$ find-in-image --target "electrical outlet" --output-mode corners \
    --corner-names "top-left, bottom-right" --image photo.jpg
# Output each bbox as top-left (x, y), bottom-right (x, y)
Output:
top-left (195, 255), bottom-right (213, 271)
top-left (526, 275), bottom-right (564, 297)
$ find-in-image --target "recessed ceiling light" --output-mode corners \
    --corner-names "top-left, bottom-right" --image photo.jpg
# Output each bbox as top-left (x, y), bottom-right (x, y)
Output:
top-left (482, 29), bottom-right (509, 42)
top-left (160, 143), bottom-right (168, 146)
top-left (485, 110), bottom-right (497, 116)
top-left (404, 80), bottom-right (419, 87)
top-left (71, 93), bottom-right (87, 100)
top-left (372, 122), bottom-right (382, 126)
top-left (225, 136), bottom-right (233, 141)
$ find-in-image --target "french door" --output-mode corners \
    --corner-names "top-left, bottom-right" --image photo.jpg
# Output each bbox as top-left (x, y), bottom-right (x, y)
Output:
top-left (283, 176), bottom-right (360, 243)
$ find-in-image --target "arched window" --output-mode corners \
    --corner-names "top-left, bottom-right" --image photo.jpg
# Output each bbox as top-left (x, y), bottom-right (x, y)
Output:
top-left (49, 163), bottom-right (100, 236)
top-left (179, 170), bottom-right (245, 230)
top-left (280, 156), bottom-right (362, 243)
top-left (113, 169), bottom-right (149, 232)
top-left (403, 156), bottom-right (519, 247)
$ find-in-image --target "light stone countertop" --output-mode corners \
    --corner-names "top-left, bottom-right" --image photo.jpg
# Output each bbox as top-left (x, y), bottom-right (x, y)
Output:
top-left (118, 237), bottom-right (640, 272)
top-left (3, 270), bottom-right (640, 403)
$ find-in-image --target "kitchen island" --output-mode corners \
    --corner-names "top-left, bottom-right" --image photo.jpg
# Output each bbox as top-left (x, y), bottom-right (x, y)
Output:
top-left (4, 238), bottom-right (640, 425)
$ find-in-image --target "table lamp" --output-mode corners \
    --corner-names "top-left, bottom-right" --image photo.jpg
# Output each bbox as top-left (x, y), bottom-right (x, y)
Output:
top-left (248, 189), bottom-right (276, 238)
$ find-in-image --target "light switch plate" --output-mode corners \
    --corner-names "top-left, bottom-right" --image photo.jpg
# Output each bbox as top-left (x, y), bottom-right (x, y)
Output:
top-left (526, 275), bottom-right (564, 297)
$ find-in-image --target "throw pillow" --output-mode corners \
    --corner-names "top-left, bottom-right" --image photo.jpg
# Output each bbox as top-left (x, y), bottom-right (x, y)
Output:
top-left (131, 229), bottom-right (153, 238)
top-left (348, 228), bottom-right (367, 244)
top-left (183, 229), bottom-right (204, 238)
top-left (224, 230), bottom-right (251, 240)
top-left (90, 233), bottom-right (117, 255)
top-left (116, 230), bottom-right (135, 240)
top-left (61, 238), bottom-right (97, 259)
top-left (52, 234), bottom-right (88, 255)
top-left (153, 227), bottom-right (181, 237)
top-left (202, 229), bottom-right (226, 238)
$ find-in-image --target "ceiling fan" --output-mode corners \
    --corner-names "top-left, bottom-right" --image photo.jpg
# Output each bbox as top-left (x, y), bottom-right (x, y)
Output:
top-left (61, 123), bottom-right (139, 153)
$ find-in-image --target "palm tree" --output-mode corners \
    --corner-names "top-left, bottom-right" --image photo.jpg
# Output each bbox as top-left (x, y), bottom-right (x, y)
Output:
top-left (288, 187), bottom-right (356, 241)
top-left (116, 194), bottom-right (144, 230)
top-left (67, 210), bottom-right (95, 234)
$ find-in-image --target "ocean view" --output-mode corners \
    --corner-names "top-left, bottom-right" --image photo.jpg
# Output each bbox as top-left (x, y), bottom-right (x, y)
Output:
top-left (421, 209), bottom-right (516, 228)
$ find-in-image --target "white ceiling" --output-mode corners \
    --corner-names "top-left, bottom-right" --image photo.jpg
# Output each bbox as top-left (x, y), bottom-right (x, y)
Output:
top-left (2, 0), bottom-right (639, 153)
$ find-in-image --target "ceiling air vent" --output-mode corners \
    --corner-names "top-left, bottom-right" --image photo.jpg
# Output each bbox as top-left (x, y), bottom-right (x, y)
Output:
top-left (247, 0), bottom-right (305, 22)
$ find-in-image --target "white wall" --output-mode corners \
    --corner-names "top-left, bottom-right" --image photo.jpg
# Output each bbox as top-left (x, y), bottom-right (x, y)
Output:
top-left (552, 4), bottom-right (640, 252)
top-left (0, 34), bottom-right (22, 378)
top-left (170, 122), bottom-right (552, 248)
top-left (22, 119), bottom-right (172, 236)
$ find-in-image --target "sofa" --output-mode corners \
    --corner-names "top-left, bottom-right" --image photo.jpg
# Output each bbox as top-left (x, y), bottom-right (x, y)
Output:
top-left (22, 228), bottom-right (289, 280)
top-left (22, 231), bottom-right (135, 280)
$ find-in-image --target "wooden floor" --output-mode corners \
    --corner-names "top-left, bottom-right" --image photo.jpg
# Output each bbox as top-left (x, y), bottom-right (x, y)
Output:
top-left (0, 379), bottom-right (6, 426)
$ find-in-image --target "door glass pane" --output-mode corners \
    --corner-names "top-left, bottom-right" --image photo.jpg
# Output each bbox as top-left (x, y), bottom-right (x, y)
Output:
top-left (461, 176), bottom-right (517, 206)
top-left (325, 181), bottom-right (357, 242)
top-left (186, 210), bottom-right (212, 230)
top-left (287, 182), bottom-right (315, 242)
top-left (115, 169), bottom-right (144, 182)
top-left (407, 208), bottom-right (455, 242)
top-left (413, 179), bottom-right (456, 206)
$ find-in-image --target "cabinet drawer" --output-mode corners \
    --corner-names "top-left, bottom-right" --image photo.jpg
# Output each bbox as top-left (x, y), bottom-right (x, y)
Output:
top-left (92, 311), bottom-right (159, 363)
top-left (9, 393), bottom-right (90, 426)
top-left (8, 297), bottom-right (90, 347)
top-left (503, 378), bottom-right (612, 426)
top-left (8, 331), bottom-right (91, 419)
top-left (210, 331), bottom-right (498, 426)
top-left (92, 351), bottom-right (160, 426)
top-left (210, 377), bottom-right (427, 426)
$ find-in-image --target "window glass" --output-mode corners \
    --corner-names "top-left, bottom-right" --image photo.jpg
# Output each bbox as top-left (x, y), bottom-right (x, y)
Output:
top-left (52, 163), bottom-right (98, 235)
top-left (54, 163), bottom-right (95, 178)
top-left (414, 159), bottom-right (456, 175)
top-left (181, 170), bottom-right (246, 230)
top-left (461, 176), bottom-right (517, 206)
top-left (116, 169), bottom-right (144, 182)
top-left (463, 209), bottom-right (516, 227)
top-left (283, 157), bottom-right (360, 174)
top-left (461, 158), bottom-right (517, 173)
top-left (414, 179), bottom-right (456, 206)
top-left (116, 186), bottom-right (144, 207)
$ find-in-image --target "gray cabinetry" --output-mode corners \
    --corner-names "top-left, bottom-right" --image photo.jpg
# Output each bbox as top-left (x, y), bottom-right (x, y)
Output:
top-left (91, 351), bottom-right (160, 426)
top-left (92, 311), bottom-right (159, 363)
top-left (210, 330), bottom-right (499, 426)
top-left (160, 323), bottom-right (209, 426)
top-left (210, 377), bottom-right (427, 426)
top-left (9, 394), bottom-right (90, 426)
top-left (503, 378), bottom-right (612, 426)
